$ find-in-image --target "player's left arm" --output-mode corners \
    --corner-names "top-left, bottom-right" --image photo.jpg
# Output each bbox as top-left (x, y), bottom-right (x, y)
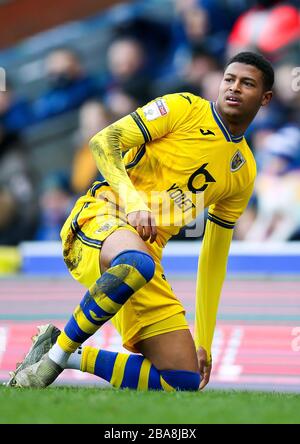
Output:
top-left (195, 181), bottom-right (255, 389)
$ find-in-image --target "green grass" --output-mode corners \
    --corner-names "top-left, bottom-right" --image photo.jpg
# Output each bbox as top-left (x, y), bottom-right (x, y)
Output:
top-left (1, 386), bottom-right (300, 424)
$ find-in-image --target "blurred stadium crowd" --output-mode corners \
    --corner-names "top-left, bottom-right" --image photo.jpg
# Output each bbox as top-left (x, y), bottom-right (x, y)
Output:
top-left (0, 0), bottom-right (300, 245)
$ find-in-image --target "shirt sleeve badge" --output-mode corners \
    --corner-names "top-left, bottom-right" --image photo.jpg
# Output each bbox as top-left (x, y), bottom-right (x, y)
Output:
top-left (142, 98), bottom-right (169, 121)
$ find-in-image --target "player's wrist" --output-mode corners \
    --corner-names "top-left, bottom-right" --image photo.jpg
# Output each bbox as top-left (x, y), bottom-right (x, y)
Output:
top-left (125, 201), bottom-right (151, 215)
top-left (197, 344), bottom-right (212, 365)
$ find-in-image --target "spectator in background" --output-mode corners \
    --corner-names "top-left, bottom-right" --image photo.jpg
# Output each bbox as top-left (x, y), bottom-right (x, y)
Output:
top-left (246, 104), bottom-right (283, 169)
top-left (164, 0), bottom-right (244, 79)
top-left (200, 69), bottom-right (223, 101)
top-left (33, 48), bottom-right (99, 122)
top-left (0, 126), bottom-right (37, 245)
top-left (70, 101), bottom-right (111, 195)
top-left (103, 37), bottom-right (152, 118)
top-left (34, 172), bottom-right (73, 241)
top-left (0, 83), bottom-right (33, 133)
top-left (153, 46), bottom-right (220, 97)
top-left (108, 13), bottom-right (171, 79)
top-left (165, 0), bottom-right (211, 78)
top-left (0, 83), bottom-right (37, 245)
top-left (237, 125), bottom-right (300, 241)
top-left (198, 0), bottom-right (250, 35)
top-left (35, 100), bottom-right (111, 240)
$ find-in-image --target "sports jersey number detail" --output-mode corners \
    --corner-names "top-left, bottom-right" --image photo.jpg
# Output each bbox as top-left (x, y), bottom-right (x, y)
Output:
top-left (187, 163), bottom-right (216, 193)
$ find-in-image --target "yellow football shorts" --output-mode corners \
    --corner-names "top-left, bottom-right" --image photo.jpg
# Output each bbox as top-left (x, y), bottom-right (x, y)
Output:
top-left (60, 207), bottom-right (188, 353)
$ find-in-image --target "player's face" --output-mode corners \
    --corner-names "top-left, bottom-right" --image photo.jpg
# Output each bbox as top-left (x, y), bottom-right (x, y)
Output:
top-left (217, 62), bottom-right (272, 121)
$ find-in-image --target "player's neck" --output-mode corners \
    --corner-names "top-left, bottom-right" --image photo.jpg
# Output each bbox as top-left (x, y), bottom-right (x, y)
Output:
top-left (226, 121), bottom-right (248, 138)
top-left (215, 102), bottom-right (250, 137)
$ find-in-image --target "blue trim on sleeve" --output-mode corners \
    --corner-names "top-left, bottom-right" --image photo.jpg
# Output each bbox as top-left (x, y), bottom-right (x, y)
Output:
top-left (130, 112), bottom-right (151, 143)
top-left (207, 213), bottom-right (235, 229)
top-left (125, 144), bottom-right (146, 170)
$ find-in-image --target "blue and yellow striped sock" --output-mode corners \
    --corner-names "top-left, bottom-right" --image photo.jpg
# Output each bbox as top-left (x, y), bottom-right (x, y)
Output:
top-left (57, 250), bottom-right (155, 353)
top-left (80, 346), bottom-right (200, 392)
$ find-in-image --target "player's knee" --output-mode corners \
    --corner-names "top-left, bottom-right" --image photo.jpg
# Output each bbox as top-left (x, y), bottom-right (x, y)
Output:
top-left (111, 250), bottom-right (155, 282)
top-left (161, 369), bottom-right (200, 392)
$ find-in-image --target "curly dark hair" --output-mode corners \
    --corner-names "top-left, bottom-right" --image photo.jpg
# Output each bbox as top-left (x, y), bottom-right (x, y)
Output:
top-left (227, 51), bottom-right (274, 91)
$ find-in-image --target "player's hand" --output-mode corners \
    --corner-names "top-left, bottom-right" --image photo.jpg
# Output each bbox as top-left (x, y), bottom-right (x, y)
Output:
top-left (197, 347), bottom-right (212, 390)
top-left (127, 210), bottom-right (157, 243)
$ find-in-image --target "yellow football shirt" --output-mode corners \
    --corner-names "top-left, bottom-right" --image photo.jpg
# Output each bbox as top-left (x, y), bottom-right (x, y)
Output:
top-left (79, 93), bottom-right (256, 244)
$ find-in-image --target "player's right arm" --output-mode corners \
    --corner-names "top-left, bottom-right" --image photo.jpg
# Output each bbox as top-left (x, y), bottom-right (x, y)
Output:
top-left (195, 180), bottom-right (255, 389)
top-left (89, 94), bottom-right (194, 241)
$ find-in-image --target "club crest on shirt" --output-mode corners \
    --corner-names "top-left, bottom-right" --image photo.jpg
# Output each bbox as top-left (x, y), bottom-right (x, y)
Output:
top-left (143, 99), bottom-right (169, 121)
top-left (231, 150), bottom-right (246, 172)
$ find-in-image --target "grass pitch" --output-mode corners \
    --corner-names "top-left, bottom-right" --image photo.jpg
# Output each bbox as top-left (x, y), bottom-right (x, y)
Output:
top-left (1, 386), bottom-right (300, 424)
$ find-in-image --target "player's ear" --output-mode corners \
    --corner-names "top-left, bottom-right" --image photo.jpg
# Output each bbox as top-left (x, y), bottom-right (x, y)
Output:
top-left (261, 90), bottom-right (273, 107)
